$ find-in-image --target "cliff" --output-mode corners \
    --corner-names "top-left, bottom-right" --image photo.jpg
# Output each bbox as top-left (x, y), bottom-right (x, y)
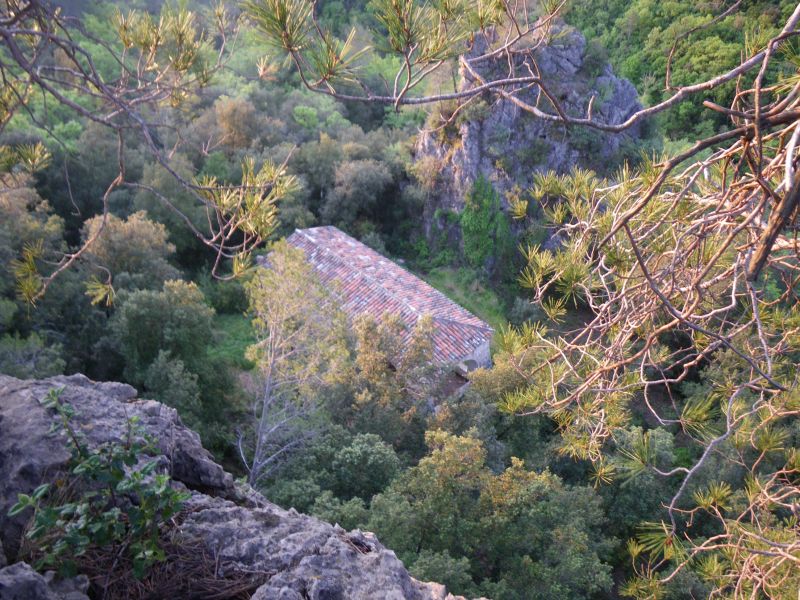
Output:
top-left (415, 21), bottom-right (644, 233)
top-left (0, 374), bottom-right (465, 600)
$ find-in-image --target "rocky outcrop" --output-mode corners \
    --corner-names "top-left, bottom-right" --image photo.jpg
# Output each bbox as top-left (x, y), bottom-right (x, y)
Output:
top-left (415, 21), bottom-right (644, 231)
top-left (0, 374), bottom-right (463, 599)
top-left (0, 374), bottom-right (235, 564)
top-left (181, 495), bottom-right (455, 600)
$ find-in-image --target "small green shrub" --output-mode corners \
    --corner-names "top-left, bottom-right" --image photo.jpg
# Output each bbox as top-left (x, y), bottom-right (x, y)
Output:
top-left (516, 138), bottom-right (550, 166)
top-left (460, 175), bottom-right (513, 272)
top-left (197, 272), bottom-right (248, 314)
top-left (431, 248), bottom-right (457, 268)
top-left (412, 237), bottom-right (431, 263)
top-left (9, 388), bottom-right (189, 579)
top-left (292, 105), bottom-right (320, 131)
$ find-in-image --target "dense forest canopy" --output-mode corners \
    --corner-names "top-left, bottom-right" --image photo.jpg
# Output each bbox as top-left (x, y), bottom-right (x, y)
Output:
top-left (1, 0), bottom-right (799, 598)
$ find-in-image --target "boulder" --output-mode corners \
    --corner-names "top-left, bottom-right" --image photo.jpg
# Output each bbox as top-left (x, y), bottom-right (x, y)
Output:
top-left (0, 562), bottom-right (88, 600)
top-left (0, 374), bottom-right (466, 599)
top-left (181, 494), bottom-right (462, 599)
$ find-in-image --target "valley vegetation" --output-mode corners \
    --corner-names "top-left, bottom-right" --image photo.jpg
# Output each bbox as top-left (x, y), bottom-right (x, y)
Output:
top-left (1, 0), bottom-right (799, 598)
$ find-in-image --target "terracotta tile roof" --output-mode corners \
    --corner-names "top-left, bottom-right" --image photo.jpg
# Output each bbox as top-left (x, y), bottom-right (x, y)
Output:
top-left (283, 226), bottom-right (493, 365)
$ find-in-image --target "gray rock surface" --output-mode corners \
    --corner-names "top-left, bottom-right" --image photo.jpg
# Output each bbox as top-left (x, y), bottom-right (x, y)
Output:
top-left (182, 494), bottom-right (458, 600)
top-left (0, 374), bottom-right (464, 599)
top-left (0, 563), bottom-right (58, 600)
top-left (0, 562), bottom-right (89, 600)
top-left (415, 20), bottom-right (644, 233)
top-left (0, 373), bottom-right (235, 562)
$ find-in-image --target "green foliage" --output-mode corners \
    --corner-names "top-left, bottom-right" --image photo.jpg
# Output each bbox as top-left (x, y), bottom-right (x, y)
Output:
top-left (132, 155), bottom-right (208, 266)
top-left (0, 333), bottom-right (65, 379)
top-left (214, 96), bottom-right (259, 150)
top-left (0, 183), bottom-right (65, 307)
top-left (566, 0), bottom-right (796, 138)
top-left (207, 313), bottom-right (257, 370)
top-left (293, 105), bottom-right (320, 131)
top-left (409, 550), bottom-right (477, 597)
top-left (367, 431), bottom-right (614, 599)
top-left (262, 424), bottom-right (402, 512)
top-left (9, 388), bottom-right (188, 579)
top-left (143, 351), bottom-right (202, 422)
top-left (321, 159), bottom-right (394, 227)
top-left (330, 433), bottom-right (401, 500)
top-left (197, 272), bottom-right (249, 315)
top-left (310, 491), bottom-right (370, 531)
top-left (328, 313), bottom-right (445, 457)
top-left (81, 211), bottom-right (180, 292)
top-left (111, 281), bottom-right (215, 385)
top-left (109, 280), bottom-right (238, 449)
top-left (460, 175), bottom-right (513, 272)
top-left (243, 240), bottom-right (350, 484)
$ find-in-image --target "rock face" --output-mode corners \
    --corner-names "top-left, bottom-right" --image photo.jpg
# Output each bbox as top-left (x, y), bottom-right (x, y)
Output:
top-left (181, 495), bottom-right (455, 600)
top-left (0, 374), bottom-right (463, 600)
top-left (415, 21), bottom-right (643, 233)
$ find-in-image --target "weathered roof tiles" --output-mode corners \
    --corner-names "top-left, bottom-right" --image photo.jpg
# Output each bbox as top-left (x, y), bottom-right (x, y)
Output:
top-left (283, 226), bottom-right (494, 366)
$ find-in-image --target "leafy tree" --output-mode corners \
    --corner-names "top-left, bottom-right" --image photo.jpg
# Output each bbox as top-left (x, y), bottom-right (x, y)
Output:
top-left (109, 280), bottom-right (236, 447)
top-left (368, 430), bottom-right (614, 599)
top-left (321, 159), bottom-right (393, 227)
top-left (0, 180), bottom-right (65, 302)
top-left (330, 433), bottom-right (401, 500)
top-left (1, 1), bottom-right (298, 300)
top-left (310, 491), bottom-right (370, 531)
top-left (409, 550), bottom-right (477, 598)
top-left (132, 155), bottom-right (209, 267)
top-left (290, 133), bottom-right (344, 208)
top-left (477, 458), bottom-right (612, 599)
top-left (111, 281), bottom-right (215, 385)
top-left (0, 333), bottom-right (65, 379)
top-left (334, 313), bottom-right (443, 456)
top-left (142, 351), bottom-right (202, 426)
top-left (35, 121), bottom-right (145, 238)
top-left (293, 105), bottom-right (320, 131)
top-left (565, 0), bottom-right (796, 138)
top-left (215, 95), bottom-right (260, 151)
top-left (81, 211), bottom-right (180, 291)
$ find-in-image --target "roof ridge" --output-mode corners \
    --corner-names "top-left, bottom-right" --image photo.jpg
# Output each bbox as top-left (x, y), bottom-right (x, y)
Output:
top-left (433, 315), bottom-right (494, 333)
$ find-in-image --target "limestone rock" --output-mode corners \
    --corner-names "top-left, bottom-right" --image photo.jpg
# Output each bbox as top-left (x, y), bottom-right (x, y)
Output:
top-left (415, 20), bottom-right (644, 233)
top-left (0, 374), bottom-right (467, 599)
top-left (0, 563), bottom-right (57, 600)
top-left (0, 563), bottom-right (88, 600)
top-left (181, 494), bottom-right (464, 599)
top-left (0, 374), bottom-right (235, 562)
